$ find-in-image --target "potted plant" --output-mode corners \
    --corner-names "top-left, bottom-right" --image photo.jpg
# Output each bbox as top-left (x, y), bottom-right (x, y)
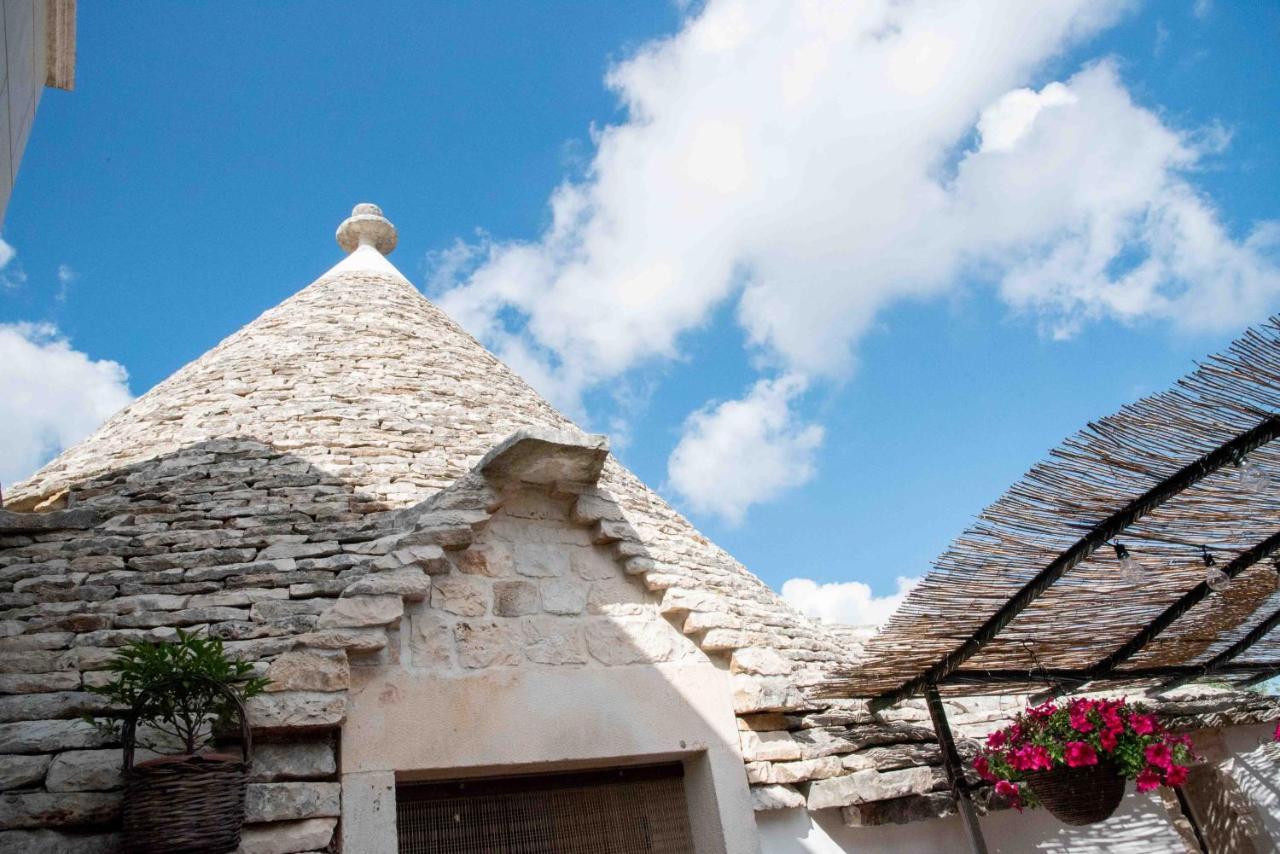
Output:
top-left (972, 696), bottom-right (1197, 826)
top-left (88, 629), bottom-right (269, 854)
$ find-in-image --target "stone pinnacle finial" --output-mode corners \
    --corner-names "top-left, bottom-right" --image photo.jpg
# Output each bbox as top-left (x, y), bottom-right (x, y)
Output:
top-left (336, 203), bottom-right (398, 256)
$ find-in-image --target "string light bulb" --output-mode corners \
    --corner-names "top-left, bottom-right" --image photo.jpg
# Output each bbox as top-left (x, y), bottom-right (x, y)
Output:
top-left (1203, 546), bottom-right (1230, 592)
top-left (1114, 542), bottom-right (1144, 583)
top-left (1237, 455), bottom-right (1270, 495)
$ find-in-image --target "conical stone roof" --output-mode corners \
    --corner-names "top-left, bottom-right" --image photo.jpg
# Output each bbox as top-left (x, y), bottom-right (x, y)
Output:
top-left (10, 204), bottom-right (857, 676)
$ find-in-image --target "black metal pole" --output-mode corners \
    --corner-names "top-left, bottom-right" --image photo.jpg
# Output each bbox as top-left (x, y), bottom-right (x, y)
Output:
top-left (925, 684), bottom-right (989, 854)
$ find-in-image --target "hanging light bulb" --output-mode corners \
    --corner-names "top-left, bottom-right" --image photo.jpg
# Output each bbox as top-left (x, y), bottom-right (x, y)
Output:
top-left (1237, 455), bottom-right (1270, 495)
top-left (1203, 546), bottom-right (1230, 592)
top-left (1114, 543), bottom-right (1144, 583)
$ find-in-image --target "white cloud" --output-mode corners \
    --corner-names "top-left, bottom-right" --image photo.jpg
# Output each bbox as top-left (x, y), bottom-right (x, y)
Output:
top-left (0, 237), bottom-right (25, 291)
top-left (781, 576), bottom-right (921, 628)
top-left (56, 264), bottom-right (76, 302)
top-left (433, 0), bottom-right (1280, 520)
top-left (667, 375), bottom-right (822, 523)
top-left (0, 323), bottom-right (133, 489)
top-left (1192, 0), bottom-right (1212, 20)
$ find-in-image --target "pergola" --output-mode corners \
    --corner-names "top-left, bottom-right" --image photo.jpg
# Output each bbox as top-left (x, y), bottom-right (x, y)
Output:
top-left (825, 319), bottom-right (1280, 853)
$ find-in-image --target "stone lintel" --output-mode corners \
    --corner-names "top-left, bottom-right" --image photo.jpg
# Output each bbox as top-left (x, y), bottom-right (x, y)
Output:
top-left (476, 429), bottom-right (609, 490)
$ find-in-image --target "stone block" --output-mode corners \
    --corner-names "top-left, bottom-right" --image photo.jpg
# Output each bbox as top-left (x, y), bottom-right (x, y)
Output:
top-left (523, 619), bottom-right (586, 665)
top-left (0, 828), bottom-right (120, 853)
top-left (514, 544), bottom-right (568, 578)
top-left (0, 754), bottom-right (50, 790)
top-left (744, 756), bottom-right (843, 785)
top-left (244, 782), bottom-right (341, 822)
top-left (248, 741), bottom-right (337, 783)
top-left (540, 578), bottom-right (587, 615)
top-left (584, 617), bottom-right (675, 665)
top-left (492, 581), bottom-right (538, 617)
top-left (374, 544), bottom-right (449, 575)
top-left (430, 578), bottom-right (488, 617)
top-left (806, 767), bottom-right (936, 809)
top-left (315, 596), bottom-right (402, 629)
top-left (342, 568), bottom-right (432, 600)
top-left (0, 791), bottom-right (121, 829)
top-left (731, 647), bottom-right (793, 676)
top-left (265, 651), bottom-right (350, 693)
top-left (0, 673), bottom-right (82, 695)
top-left (0, 692), bottom-right (105, 723)
top-left (456, 546), bottom-right (504, 577)
top-left (750, 784), bottom-right (806, 811)
top-left (251, 600), bottom-right (329, 622)
top-left (0, 720), bottom-right (111, 754)
top-left (407, 610), bottom-right (453, 669)
top-left (454, 621), bottom-right (522, 669)
top-left (259, 542), bottom-right (340, 561)
top-left (294, 628), bottom-right (387, 653)
top-left (44, 748), bottom-right (157, 792)
top-left (246, 692), bottom-right (346, 731)
top-left (237, 817), bottom-right (336, 854)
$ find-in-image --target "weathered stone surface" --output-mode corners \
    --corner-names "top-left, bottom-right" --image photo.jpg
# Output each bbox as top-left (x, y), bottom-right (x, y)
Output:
top-left (244, 782), bottom-right (341, 822)
top-left (248, 741), bottom-right (336, 783)
top-left (0, 828), bottom-right (120, 853)
top-left (841, 792), bottom-right (957, 827)
top-left (430, 578), bottom-right (487, 617)
top-left (250, 600), bottom-right (328, 622)
top-left (456, 546), bottom-right (503, 577)
top-left (523, 619), bottom-right (586, 665)
top-left (0, 720), bottom-right (111, 754)
top-left (265, 651), bottom-right (350, 693)
top-left (513, 544), bottom-right (568, 578)
top-left (731, 647), bottom-right (792, 676)
top-left (315, 595), bottom-right (402, 629)
top-left (294, 628), bottom-right (387, 653)
top-left (454, 621), bottom-right (522, 669)
top-left (0, 692), bottom-right (104, 723)
top-left (492, 581), bottom-right (538, 617)
top-left (374, 544), bottom-right (449, 575)
top-left (44, 748), bottom-right (158, 792)
top-left (115, 606), bottom-right (248, 629)
top-left (731, 674), bottom-right (809, 714)
top-left (407, 611), bottom-right (453, 668)
top-left (745, 756), bottom-right (843, 785)
top-left (0, 791), bottom-right (121, 829)
top-left (750, 784), bottom-right (806, 811)
top-left (0, 633), bottom-right (75, 652)
top-left (259, 542), bottom-right (339, 561)
top-left (584, 617), bottom-right (674, 665)
top-left (246, 692), bottom-right (346, 731)
top-left (540, 578), bottom-right (588, 616)
top-left (342, 568), bottom-right (431, 600)
top-left (0, 754), bottom-right (51, 790)
top-left (0, 508), bottom-right (101, 534)
top-left (238, 817), bottom-right (336, 854)
top-left (807, 767), bottom-right (936, 810)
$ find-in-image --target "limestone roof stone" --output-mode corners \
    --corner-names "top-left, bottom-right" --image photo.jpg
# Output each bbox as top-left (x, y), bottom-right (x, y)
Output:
top-left (8, 204), bottom-right (858, 678)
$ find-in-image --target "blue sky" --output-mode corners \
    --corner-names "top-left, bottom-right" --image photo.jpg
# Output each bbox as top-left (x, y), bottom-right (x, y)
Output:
top-left (3, 1), bottom-right (1278, 625)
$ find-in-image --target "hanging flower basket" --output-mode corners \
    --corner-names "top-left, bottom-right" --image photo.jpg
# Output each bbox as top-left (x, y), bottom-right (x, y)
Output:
top-left (973, 696), bottom-right (1197, 826)
top-left (86, 630), bottom-right (269, 854)
top-left (120, 684), bottom-right (253, 854)
top-left (1021, 760), bottom-right (1126, 825)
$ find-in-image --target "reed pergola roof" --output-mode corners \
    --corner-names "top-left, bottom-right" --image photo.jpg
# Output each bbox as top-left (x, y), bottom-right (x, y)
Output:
top-left (827, 318), bottom-right (1280, 709)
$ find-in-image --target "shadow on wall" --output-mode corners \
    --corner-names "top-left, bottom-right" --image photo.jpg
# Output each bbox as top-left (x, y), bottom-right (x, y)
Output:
top-left (757, 783), bottom-right (1197, 853)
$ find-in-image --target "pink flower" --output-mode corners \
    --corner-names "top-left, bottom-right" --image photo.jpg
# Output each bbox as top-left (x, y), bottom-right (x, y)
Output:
top-left (1069, 706), bottom-right (1095, 733)
top-left (1136, 768), bottom-right (1161, 793)
top-left (1145, 742), bottom-right (1173, 771)
top-left (1130, 714), bottom-right (1157, 736)
top-left (1028, 701), bottom-right (1058, 720)
top-left (1011, 745), bottom-right (1053, 772)
top-left (1273, 721), bottom-right (1280, 743)
top-left (1064, 741), bottom-right (1098, 768)
top-left (1164, 764), bottom-right (1189, 787)
top-left (995, 780), bottom-right (1023, 812)
top-left (1098, 728), bottom-right (1118, 752)
top-left (987, 730), bottom-right (1007, 749)
top-left (973, 756), bottom-right (997, 783)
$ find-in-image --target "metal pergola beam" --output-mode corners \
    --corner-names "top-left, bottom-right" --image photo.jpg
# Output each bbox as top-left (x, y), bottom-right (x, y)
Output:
top-left (868, 413), bottom-right (1280, 712)
top-left (1086, 531), bottom-right (1280, 677)
top-left (925, 684), bottom-right (989, 854)
top-left (1159, 607), bottom-right (1280, 691)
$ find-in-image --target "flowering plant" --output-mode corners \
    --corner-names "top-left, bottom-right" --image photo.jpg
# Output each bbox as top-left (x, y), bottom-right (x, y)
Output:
top-left (972, 697), bottom-right (1197, 812)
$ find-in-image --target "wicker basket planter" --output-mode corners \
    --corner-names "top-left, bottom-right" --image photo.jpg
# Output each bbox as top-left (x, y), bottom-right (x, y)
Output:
top-left (1023, 761), bottom-right (1126, 826)
top-left (120, 681), bottom-right (254, 854)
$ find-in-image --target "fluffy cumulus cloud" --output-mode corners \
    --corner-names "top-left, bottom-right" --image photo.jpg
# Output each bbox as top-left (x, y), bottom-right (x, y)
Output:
top-left (433, 0), bottom-right (1280, 521)
top-left (781, 576), bottom-right (921, 628)
top-left (0, 323), bottom-right (133, 489)
top-left (667, 375), bottom-right (822, 524)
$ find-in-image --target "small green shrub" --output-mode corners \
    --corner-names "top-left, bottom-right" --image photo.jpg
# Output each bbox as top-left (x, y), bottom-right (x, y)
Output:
top-left (87, 629), bottom-right (269, 755)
